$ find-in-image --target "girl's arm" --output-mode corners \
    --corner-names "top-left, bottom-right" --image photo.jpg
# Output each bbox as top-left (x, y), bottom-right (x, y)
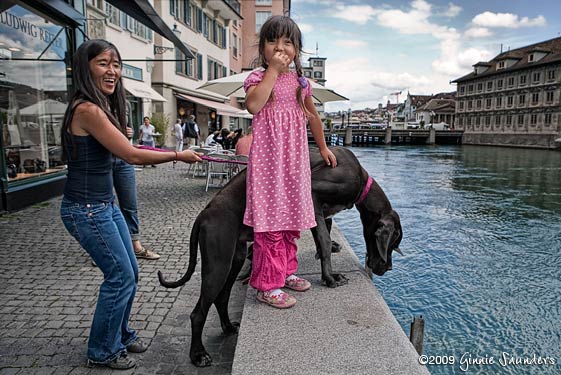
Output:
top-left (245, 69), bottom-right (278, 114)
top-left (305, 96), bottom-right (337, 168)
top-left (72, 103), bottom-right (201, 165)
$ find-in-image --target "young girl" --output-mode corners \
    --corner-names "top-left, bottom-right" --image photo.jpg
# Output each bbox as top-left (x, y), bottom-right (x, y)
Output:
top-left (244, 16), bottom-right (337, 309)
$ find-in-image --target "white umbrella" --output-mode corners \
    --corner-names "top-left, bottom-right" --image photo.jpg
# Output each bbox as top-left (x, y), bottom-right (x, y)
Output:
top-left (198, 69), bottom-right (348, 104)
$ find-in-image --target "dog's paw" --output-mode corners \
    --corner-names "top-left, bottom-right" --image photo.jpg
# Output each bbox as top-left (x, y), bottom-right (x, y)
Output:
top-left (191, 350), bottom-right (212, 367)
top-left (222, 321), bottom-right (240, 335)
top-left (333, 273), bottom-right (349, 286)
top-left (331, 240), bottom-right (342, 253)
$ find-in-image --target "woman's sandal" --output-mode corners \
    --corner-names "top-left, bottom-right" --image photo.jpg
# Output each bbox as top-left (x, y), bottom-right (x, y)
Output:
top-left (134, 247), bottom-right (160, 260)
top-left (256, 291), bottom-right (296, 309)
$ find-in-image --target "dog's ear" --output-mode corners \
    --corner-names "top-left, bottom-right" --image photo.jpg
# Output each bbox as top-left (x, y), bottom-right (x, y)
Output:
top-left (375, 215), bottom-right (397, 263)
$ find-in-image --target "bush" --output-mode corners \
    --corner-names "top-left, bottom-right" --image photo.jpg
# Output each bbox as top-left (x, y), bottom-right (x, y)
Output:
top-left (150, 113), bottom-right (169, 147)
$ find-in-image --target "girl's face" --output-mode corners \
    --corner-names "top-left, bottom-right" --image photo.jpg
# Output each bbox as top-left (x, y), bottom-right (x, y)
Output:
top-left (264, 36), bottom-right (296, 70)
top-left (89, 49), bottom-right (121, 96)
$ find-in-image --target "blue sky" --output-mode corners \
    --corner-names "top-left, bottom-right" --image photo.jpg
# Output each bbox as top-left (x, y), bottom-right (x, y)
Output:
top-left (291, 0), bottom-right (561, 112)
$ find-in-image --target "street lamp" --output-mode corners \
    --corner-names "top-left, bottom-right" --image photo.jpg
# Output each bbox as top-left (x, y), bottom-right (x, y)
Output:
top-left (153, 23), bottom-right (181, 54)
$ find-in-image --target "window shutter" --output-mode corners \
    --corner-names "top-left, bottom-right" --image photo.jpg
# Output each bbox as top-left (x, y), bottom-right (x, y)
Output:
top-left (196, 8), bottom-right (202, 33)
top-left (175, 49), bottom-right (182, 74)
top-left (197, 53), bottom-right (203, 80)
top-left (170, 0), bottom-right (176, 16)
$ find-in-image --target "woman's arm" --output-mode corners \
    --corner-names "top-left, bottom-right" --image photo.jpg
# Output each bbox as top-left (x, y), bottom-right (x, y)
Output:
top-left (72, 103), bottom-right (200, 164)
top-left (305, 96), bottom-right (337, 167)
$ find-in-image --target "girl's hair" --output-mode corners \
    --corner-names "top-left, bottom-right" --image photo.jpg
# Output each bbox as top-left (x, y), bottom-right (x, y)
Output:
top-left (257, 16), bottom-right (310, 116)
top-left (61, 39), bottom-right (127, 160)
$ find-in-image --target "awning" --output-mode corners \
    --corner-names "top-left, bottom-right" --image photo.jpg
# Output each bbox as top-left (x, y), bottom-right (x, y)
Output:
top-left (23, 0), bottom-right (85, 27)
top-left (176, 93), bottom-right (241, 116)
top-left (123, 78), bottom-right (166, 102)
top-left (105, 0), bottom-right (194, 59)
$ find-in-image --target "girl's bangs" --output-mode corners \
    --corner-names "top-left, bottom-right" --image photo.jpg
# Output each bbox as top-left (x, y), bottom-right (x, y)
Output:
top-left (263, 18), bottom-right (299, 44)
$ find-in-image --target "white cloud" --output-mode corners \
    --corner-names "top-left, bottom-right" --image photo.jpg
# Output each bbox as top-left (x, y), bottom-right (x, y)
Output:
top-left (334, 39), bottom-right (367, 48)
top-left (443, 3), bottom-right (462, 18)
top-left (376, 0), bottom-right (434, 34)
top-left (332, 4), bottom-right (379, 25)
top-left (299, 23), bottom-right (313, 33)
top-left (472, 12), bottom-right (546, 28)
top-left (464, 27), bottom-right (493, 38)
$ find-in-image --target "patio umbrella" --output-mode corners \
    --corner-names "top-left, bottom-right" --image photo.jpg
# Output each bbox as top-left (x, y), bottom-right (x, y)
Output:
top-left (198, 69), bottom-right (348, 104)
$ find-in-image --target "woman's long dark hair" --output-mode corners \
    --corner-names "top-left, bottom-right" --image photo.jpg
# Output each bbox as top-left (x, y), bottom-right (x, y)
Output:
top-left (61, 39), bottom-right (127, 160)
top-left (257, 16), bottom-right (309, 116)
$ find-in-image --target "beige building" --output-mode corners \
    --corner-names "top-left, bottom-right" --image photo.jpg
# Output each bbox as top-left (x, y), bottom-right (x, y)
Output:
top-left (453, 37), bottom-right (561, 149)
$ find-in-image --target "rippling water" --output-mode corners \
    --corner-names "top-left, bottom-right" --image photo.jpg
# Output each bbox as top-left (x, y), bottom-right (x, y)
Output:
top-left (333, 145), bottom-right (561, 375)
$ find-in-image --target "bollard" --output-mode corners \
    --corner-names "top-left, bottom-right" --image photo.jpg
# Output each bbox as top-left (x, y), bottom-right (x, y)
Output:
top-left (344, 126), bottom-right (353, 146)
top-left (409, 315), bottom-right (425, 355)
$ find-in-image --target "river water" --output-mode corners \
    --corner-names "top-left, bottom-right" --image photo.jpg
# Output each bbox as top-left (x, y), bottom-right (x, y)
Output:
top-left (333, 145), bottom-right (561, 375)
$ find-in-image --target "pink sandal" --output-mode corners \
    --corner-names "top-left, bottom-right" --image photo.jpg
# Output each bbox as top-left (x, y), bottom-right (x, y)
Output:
top-left (284, 276), bottom-right (311, 292)
top-left (256, 291), bottom-right (296, 309)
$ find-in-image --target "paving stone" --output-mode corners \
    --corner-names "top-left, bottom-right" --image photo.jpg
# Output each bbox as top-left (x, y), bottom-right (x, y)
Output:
top-left (0, 164), bottom-right (246, 374)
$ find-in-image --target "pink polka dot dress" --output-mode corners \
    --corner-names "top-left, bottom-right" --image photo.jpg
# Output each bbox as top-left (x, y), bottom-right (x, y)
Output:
top-left (243, 69), bottom-right (316, 233)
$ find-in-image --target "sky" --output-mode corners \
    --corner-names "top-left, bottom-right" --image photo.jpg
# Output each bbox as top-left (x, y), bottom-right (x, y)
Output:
top-left (291, 0), bottom-right (561, 112)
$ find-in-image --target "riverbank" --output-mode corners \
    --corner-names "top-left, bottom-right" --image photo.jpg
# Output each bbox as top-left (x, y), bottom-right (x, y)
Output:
top-left (232, 225), bottom-right (429, 375)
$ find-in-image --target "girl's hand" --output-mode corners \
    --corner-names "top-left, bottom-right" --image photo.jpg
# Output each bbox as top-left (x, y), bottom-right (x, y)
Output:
top-left (178, 150), bottom-right (203, 163)
top-left (269, 51), bottom-right (291, 74)
top-left (320, 148), bottom-right (337, 168)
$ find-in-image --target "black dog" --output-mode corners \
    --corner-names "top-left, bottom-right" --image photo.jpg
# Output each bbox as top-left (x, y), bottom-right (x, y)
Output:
top-left (157, 146), bottom-right (402, 367)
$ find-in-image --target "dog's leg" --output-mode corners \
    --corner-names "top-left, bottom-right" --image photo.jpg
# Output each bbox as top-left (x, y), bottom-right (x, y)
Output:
top-left (311, 203), bottom-right (348, 287)
top-left (325, 218), bottom-right (342, 253)
top-left (214, 241), bottom-right (247, 335)
top-left (189, 238), bottom-right (236, 367)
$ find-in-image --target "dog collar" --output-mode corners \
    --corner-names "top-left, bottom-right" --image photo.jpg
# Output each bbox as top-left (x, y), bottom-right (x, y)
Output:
top-left (355, 175), bottom-right (373, 205)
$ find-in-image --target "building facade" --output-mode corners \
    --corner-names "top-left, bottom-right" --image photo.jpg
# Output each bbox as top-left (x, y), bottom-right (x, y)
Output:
top-left (453, 37), bottom-right (561, 149)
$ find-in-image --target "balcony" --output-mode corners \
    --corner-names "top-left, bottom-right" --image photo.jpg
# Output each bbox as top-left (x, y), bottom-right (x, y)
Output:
top-left (203, 0), bottom-right (242, 20)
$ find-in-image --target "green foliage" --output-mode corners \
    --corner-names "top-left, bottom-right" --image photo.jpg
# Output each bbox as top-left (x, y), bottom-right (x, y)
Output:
top-left (150, 113), bottom-right (169, 147)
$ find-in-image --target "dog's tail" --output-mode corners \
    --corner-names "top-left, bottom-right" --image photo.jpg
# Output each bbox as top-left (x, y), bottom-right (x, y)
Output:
top-left (157, 217), bottom-right (200, 288)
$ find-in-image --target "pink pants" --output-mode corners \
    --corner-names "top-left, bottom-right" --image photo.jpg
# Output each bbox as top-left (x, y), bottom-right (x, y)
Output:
top-left (250, 231), bottom-right (300, 292)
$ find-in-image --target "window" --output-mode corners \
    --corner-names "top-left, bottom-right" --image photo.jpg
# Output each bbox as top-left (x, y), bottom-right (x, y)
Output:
top-left (486, 98), bottom-right (492, 108)
top-left (520, 75), bottom-right (527, 85)
top-left (497, 79), bottom-right (503, 89)
top-left (477, 83), bottom-right (483, 92)
top-left (459, 86), bottom-right (465, 94)
top-left (313, 60), bottom-right (324, 67)
top-left (468, 84), bottom-right (474, 93)
top-left (533, 72), bottom-right (541, 82)
top-left (232, 33), bottom-right (238, 57)
top-left (175, 47), bottom-right (198, 79)
top-left (170, 0), bottom-right (178, 17)
top-left (528, 54), bottom-right (534, 62)
top-left (508, 77), bottom-right (515, 86)
top-left (459, 102), bottom-right (464, 110)
top-left (532, 93), bottom-right (539, 104)
top-left (545, 113), bottom-right (552, 125)
top-left (519, 94), bottom-right (525, 105)
top-left (106, 3), bottom-right (120, 25)
top-left (314, 71), bottom-right (323, 79)
top-left (475, 116), bottom-right (480, 126)
top-left (304, 71), bottom-right (312, 78)
top-left (485, 116), bottom-right (491, 126)
top-left (207, 58), bottom-right (226, 81)
top-left (459, 118), bottom-right (464, 126)
top-left (546, 91), bottom-right (554, 103)
top-left (518, 115), bottom-right (524, 125)
top-left (487, 81), bottom-right (493, 90)
top-left (530, 114), bottom-right (537, 125)
top-left (548, 70), bottom-right (555, 81)
top-left (506, 115), bottom-right (512, 125)
top-left (467, 100), bottom-right (473, 110)
top-left (183, 1), bottom-right (192, 26)
top-left (496, 97), bottom-right (502, 108)
top-left (256, 11), bottom-right (272, 32)
top-left (507, 96), bottom-right (513, 106)
top-left (497, 61), bottom-right (505, 69)
top-left (476, 99), bottom-right (482, 109)
top-left (495, 116), bottom-right (501, 125)
top-left (256, 0), bottom-right (273, 4)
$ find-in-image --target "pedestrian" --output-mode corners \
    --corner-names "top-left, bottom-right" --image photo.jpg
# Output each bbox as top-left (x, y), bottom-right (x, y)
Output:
top-left (243, 16), bottom-right (337, 309)
top-left (138, 116), bottom-right (156, 167)
top-left (235, 126), bottom-right (252, 155)
top-left (183, 114), bottom-right (199, 147)
top-left (113, 124), bottom-right (161, 261)
top-left (59, 39), bottom-right (201, 370)
top-left (173, 118), bottom-right (183, 152)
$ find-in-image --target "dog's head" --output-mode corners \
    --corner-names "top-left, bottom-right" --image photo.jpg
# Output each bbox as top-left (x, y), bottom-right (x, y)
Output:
top-left (364, 210), bottom-right (402, 276)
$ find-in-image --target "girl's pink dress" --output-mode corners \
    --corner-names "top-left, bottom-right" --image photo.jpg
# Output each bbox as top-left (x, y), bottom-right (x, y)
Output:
top-left (243, 70), bottom-right (316, 233)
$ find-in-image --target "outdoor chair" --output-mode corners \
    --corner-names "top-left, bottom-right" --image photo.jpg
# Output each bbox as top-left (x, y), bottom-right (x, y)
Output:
top-left (205, 153), bottom-right (234, 191)
top-left (188, 147), bottom-right (212, 178)
top-left (230, 154), bottom-right (248, 177)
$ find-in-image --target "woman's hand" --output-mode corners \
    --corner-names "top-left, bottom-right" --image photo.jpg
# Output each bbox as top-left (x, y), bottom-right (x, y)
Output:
top-left (178, 150), bottom-right (203, 163)
top-left (320, 148), bottom-right (337, 168)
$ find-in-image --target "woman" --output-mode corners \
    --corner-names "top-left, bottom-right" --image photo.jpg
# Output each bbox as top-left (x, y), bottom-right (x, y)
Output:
top-left (59, 39), bottom-right (200, 370)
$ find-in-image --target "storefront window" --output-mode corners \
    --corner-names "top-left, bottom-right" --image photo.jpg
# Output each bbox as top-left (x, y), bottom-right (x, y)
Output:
top-left (1, 4), bottom-right (69, 182)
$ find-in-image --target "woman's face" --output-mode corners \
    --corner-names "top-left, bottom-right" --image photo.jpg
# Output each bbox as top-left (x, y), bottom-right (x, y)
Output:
top-left (89, 49), bottom-right (121, 96)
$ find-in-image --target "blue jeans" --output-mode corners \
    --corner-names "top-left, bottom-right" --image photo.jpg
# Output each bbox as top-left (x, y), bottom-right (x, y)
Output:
top-left (113, 158), bottom-right (139, 241)
top-left (60, 198), bottom-right (138, 363)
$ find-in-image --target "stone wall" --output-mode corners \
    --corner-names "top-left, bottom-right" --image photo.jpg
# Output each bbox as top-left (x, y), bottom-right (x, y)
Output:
top-left (463, 132), bottom-right (561, 149)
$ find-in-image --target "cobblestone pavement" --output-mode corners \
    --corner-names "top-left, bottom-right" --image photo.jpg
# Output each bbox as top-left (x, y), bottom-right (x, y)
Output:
top-left (0, 163), bottom-right (247, 374)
